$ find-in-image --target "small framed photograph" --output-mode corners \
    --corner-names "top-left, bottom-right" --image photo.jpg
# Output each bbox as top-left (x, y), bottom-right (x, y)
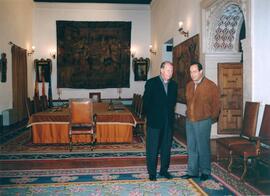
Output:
top-left (133, 58), bottom-right (150, 81)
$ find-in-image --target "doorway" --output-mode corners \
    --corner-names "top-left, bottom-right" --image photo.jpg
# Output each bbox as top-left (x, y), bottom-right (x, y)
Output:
top-left (162, 38), bottom-right (173, 62)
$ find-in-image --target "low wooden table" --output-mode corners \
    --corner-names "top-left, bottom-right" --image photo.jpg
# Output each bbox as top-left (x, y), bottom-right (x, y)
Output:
top-left (28, 103), bottom-right (136, 144)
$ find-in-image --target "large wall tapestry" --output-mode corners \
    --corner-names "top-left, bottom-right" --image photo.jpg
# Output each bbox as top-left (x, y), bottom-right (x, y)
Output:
top-left (173, 34), bottom-right (199, 103)
top-left (57, 21), bottom-right (131, 89)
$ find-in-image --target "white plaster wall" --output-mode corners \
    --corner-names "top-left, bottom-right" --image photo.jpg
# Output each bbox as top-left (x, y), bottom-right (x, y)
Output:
top-left (251, 0), bottom-right (270, 135)
top-left (241, 38), bottom-right (252, 103)
top-left (0, 0), bottom-right (33, 114)
top-left (150, 0), bottom-right (201, 76)
top-left (162, 44), bottom-right (172, 62)
top-left (33, 3), bottom-right (150, 100)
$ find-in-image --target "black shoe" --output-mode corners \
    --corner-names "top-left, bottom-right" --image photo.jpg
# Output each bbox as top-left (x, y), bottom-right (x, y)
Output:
top-left (180, 174), bottom-right (198, 179)
top-left (200, 174), bottom-right (209, 181)
top-left (159, 172), bottom-right (173, 179)
top-left (149, 175), bottom-right (157, 181)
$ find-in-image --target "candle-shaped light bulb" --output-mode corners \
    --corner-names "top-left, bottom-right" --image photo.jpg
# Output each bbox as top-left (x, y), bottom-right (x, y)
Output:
top-left (131, 47), bottom-right (136, 58)
top-left (178, 21), bottom-right (183, 29)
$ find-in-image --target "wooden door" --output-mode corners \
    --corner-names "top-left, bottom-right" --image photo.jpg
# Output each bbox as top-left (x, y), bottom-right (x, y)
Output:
top-left (218, 63), bottom-right (243, 134)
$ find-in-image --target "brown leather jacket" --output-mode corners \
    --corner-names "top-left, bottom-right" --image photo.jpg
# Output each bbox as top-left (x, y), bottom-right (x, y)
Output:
top-left (186, 77), bottom-right (220, 122)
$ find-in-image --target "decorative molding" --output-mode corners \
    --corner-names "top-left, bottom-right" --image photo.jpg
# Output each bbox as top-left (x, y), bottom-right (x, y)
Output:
top-left (202, 0), bottom-right (248, 53)
top-left (212, 5), bottom-right (243, 51)
top-left (204, 52), bottom-right (242, 58)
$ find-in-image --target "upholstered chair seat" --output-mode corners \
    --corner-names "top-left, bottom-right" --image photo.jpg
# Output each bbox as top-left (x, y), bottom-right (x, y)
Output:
top-left (218, 137), bottom-right (255, 148)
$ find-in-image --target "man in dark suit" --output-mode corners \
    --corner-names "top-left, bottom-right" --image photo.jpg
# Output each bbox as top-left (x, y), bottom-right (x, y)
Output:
top-left (143, 61), bottom-right (178, 181)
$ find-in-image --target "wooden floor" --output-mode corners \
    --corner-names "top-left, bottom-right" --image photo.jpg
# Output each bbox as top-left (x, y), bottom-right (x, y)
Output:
top-left (0, 123), bottom-right (269, 194)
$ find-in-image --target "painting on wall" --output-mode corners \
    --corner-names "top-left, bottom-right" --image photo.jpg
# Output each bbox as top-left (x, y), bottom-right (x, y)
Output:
top-left (132, 57), bottom-right (150, 81)
top-left (34, 59), bottom-right (52, 83)
top-left (173, 34), bottom-right (200, 103)
top-left (0, 53), bottom-right (7, 83)
top-left (56, 21), bottom-right (131, 89)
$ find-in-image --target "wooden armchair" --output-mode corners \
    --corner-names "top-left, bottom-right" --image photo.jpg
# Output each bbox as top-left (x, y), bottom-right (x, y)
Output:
top-left (135, 95), bottom-right (142, 116)
top-left (216, 101), bottom-right (260, 159)
top-left (133, 95), bottom-right (146, 137)
top-left (131, 93), bottom-right (137, 109)
top-left (228, 104), bottom-right (270, 180)
top-left (25, 97), bottom-right (34, 119)
top-left (40, 95), bottom-right (48, 111)
top-left (33, 96), bottom-right (42, 113)
top-left (69, 98), bottom-right (96, 152)
top-left (131, 94), bottom-right (139, 113)
top-left (89, 92), bottom-right (101, 102)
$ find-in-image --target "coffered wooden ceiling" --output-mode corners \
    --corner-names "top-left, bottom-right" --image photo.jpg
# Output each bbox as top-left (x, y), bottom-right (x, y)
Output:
top-left (33, 0), bottom-right (152, 4)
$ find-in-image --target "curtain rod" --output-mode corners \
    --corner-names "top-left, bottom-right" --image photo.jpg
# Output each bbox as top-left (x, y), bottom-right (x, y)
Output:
top-left (8, 41), bottom-right (27, 51)
top-left (8, 41), bottom-right (15, 46)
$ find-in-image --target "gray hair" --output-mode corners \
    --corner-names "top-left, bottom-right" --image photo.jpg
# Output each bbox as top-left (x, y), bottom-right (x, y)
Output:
top-left (160, 61), bottom-right (173, 69)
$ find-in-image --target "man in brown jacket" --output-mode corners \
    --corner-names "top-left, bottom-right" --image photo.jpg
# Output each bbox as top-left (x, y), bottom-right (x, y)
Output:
top-left (181, 62), bottom-right (220, 181)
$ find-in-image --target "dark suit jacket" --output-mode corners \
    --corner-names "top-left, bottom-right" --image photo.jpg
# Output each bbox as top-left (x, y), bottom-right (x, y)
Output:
top-left (143, 76), bottom-right (177, 129)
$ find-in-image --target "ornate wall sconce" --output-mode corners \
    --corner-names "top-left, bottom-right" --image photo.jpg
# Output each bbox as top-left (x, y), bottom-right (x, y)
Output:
top-left (27, 46), bottom-right (35, 56)
top-left (178, 21), bottom-right (189, 37)
top-left (149, 45), bottom-right (156, 55)
top-left (50, 49), bottom-right (56, 59)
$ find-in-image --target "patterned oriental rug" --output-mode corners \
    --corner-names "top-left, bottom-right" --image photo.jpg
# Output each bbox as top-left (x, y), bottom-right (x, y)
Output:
top-left (0, 163), bottom-right (262, 195)
top-left (0, 129), bottom-right (187, 161)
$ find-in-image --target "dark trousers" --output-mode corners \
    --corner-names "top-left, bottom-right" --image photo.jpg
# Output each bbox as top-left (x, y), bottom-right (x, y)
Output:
top-left (146, 122), bottom-right (173, 176)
